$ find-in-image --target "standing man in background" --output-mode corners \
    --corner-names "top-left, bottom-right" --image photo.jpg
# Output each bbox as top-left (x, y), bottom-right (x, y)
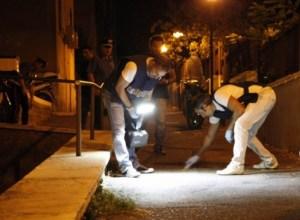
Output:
top-left (97, 39), bottom-right (115, 81)
top-left (181, 41), bottom-right (205, 85)
top-left (180, 41), bottom-right (207, 105)
top-left (81, 39), bottom-right (115, 129)
top-left (150, 35), bottom-right (176, 155)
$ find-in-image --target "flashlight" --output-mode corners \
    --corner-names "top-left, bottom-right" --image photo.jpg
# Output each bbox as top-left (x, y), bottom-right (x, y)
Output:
top-left (136, 102), bottom-right (155, 115)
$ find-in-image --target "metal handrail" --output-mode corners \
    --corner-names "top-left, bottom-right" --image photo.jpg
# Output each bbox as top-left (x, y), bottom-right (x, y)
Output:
top-left (74, 80), bottom-right (103, 156)
top-left (0, 75), bottom-right (103, 156)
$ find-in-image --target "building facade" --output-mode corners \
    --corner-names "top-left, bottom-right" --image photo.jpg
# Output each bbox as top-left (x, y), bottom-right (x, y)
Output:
top-left (0, 0), bottom-right (76, 114)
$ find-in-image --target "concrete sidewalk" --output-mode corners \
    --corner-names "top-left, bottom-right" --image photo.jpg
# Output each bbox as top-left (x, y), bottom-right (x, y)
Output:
top-left (0, 130), bottom-right (112, 220)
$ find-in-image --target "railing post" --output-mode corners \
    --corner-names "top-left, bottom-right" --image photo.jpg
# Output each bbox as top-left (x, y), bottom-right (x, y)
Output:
top-left (90, 87), bottom-right (95, 140)
top-left (75, 81), bottom-right (82, 156)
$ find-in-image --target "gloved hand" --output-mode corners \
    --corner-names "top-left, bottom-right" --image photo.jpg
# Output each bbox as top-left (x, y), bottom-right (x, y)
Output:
top-left (225, 129), bottom-right (234, 144)
top-left (184, 155), bottom-right (200, 170)
top-left (126, 106), bottom-right (139, 119)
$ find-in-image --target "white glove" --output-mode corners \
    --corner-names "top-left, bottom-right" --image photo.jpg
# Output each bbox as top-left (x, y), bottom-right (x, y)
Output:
top-left (126, 106), bottom-right (139, 119)
top-left (184, 155), bottom-right (200, 170)
top-left (225, 129), bottom-right (234, 144)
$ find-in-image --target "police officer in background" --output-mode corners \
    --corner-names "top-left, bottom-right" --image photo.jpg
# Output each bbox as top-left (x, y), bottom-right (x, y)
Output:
top-left (81, 39), bottom-right (115, 129)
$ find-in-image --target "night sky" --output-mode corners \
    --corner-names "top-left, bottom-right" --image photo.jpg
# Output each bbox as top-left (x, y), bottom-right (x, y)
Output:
top-left (114, 0), bottom-right (170, 57)
top-left (112, 0), bottom-right (247, 57)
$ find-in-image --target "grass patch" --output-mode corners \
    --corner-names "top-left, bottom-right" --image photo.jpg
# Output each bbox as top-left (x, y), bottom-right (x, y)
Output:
top-left (83, 184), bottom-right (147, 220)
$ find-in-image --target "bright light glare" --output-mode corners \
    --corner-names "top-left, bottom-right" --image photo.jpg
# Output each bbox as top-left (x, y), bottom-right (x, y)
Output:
top-left (136, 102), bottom-right (155, 115)
top-left (173, 31), bottom-right (184, 38)
top-left (160, 44), bottom-right (168, 53)
top-left (207, 0), bottom-right (218, 2)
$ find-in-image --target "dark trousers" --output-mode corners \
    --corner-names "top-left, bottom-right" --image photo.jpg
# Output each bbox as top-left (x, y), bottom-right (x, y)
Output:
top-left (81, 88), bottom-right (102, 129)
top-left (0, 82), bottom-right (28, 124)
top-left (19, 93), bottom-right (29, 125)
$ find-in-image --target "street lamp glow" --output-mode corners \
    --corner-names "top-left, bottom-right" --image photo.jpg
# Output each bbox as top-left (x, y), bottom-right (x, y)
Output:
top-left (173, 31), bottom-right (184, 38)
top-left (207, 0), bottom-right (217, 2)
top-left (160, 44), bottom-right (168, 53)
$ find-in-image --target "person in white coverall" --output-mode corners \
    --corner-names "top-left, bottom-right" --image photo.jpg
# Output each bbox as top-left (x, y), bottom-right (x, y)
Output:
top-left (184, 83), bottom-right (279, 175)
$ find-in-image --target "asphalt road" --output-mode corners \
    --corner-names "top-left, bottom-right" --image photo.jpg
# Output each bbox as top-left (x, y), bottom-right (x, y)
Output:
top-left (103, 109), bottom-right (300, 220)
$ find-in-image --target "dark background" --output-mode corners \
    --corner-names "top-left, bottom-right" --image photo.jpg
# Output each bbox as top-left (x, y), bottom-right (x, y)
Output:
top-left (113, 0), bottom-right (170, 57)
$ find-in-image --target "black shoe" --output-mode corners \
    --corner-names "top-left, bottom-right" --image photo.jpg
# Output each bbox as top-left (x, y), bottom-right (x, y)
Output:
top-left (136, 164), bottom-right (155, 174)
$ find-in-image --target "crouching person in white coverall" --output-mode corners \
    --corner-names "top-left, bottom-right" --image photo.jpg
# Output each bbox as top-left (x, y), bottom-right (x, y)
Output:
top-left (184, 83), bottom-right (278, 175)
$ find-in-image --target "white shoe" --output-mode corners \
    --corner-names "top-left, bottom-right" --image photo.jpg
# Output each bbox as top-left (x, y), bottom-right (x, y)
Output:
top-left (184, 155), bottom-right (200, 170)
top-left (123, 167), bottom-right (141, 178)
top-left (216, 163), bottom-right (244, 175)
top-left (253, 157), bottom-right (278, 169)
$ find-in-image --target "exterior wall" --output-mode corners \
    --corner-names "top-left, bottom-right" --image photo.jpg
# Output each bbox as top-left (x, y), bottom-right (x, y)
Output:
top-left (259, 72), bottom-right (300, 154)
top-left (0, 0), bottom-right (57, 71)
top-left (74, 0), bottom-right (98, 48)
top-left (260, 25), bottom-right (299, 82)
top-left (0, 0), bottom-right (76, 114)
top-left (55, 0), bottom-right (76, 113)
top-left (226, 24), bottom-right (300, 83)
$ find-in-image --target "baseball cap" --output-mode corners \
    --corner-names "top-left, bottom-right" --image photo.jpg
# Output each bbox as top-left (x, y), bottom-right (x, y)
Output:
top-left (100, 39), bottom-right (113, 47)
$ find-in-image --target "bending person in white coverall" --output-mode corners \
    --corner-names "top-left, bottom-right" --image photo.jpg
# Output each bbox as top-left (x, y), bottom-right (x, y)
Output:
top-left (185, 83), bottom-right (278, 175)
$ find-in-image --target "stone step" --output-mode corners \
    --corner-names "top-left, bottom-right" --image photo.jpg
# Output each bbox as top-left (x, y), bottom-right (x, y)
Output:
top-left (0, 130), bottom-right (112, 220)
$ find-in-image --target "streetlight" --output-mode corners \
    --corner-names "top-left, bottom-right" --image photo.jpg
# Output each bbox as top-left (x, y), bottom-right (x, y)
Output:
top-left (206, 0), bottom-right (217, 94)
top-left (173, 31), bottom-right (184, 39)
top-left (160, 44), bottom-right (168, 53)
